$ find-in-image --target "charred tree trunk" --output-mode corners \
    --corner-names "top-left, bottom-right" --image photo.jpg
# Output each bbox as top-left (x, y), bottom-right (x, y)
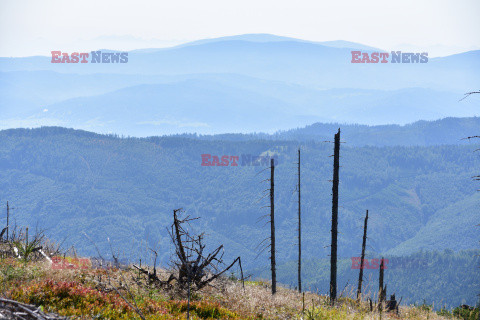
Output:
top-left (297, 148), bottom-right (302, 293)
top-left (330, 128), bottom-right (341, 304)
top-left (357, 210), bottom-right (369, 301)
top-left (460, 91), bottom-right (480, 311)
top-left (270, 158), bottom-right (276, 295)
top-left (6, 201), bottom-right (9, 241)
top-left (378, 258), bottom-right (386, 310)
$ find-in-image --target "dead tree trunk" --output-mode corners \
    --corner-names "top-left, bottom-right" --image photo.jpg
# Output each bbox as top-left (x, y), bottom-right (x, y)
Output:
top-left (270, 158), bottom-right (276, 295)
top-left (330, 128), bottom-right (341, 304)
top-left (6, 201), bottom-right (9, 241)
top-left (378, 258), bottom-right (386, 310)
top-left (357, 210), bottom-right (369, 301)
top-left (297, 148), bottom-right (302, 293)
top-left (459, 89), bottom-right (480, 308)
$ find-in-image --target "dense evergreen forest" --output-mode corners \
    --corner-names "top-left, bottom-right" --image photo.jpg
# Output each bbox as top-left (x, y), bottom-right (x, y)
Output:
top-left (257, 249), bottom-right (479, 309)
top-left (180, 117), bottom-right (480, 146)
top-left (0, 123), bottom-right (478, 308)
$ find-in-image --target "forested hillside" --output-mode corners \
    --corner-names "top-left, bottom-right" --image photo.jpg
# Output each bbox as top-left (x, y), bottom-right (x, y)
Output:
top-left (179, 117), bottom-right (480, 146)
top-left (0, 125), bottom-right (478, 308)
top-left (259, 250), bottom-right (479, 309)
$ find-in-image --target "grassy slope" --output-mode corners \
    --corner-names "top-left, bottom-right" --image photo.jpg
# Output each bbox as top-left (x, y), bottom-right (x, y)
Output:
top-left (0, 257), bottom-right (462, 320)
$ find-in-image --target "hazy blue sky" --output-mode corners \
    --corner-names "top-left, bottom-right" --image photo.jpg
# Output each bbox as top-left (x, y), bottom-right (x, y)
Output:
top-left (1, 0), bottom-right (479, 57)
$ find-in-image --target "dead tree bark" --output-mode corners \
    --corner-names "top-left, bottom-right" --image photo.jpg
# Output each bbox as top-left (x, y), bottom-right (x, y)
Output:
top-left (357, 210), bottom-right (369, 301)
top-left (6, 201), bottom-right (9, 241)
top-left (459, 91), bottom-right (480, 310)
top-left (270, 158), bottom-right (276, 295)
top-left (330, 128), bottom-right (341, 304)
top-left (297, 148), bottom-right (302, 293)
top-left (378, 258), bottom-right (386, 310)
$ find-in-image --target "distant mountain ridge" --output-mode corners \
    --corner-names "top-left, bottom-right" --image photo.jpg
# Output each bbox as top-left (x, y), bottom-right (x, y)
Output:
top-left (274, 117), bottom-right (480, 146)
top-left (168, 33), bottom-right (383, 52)
top-left (172, 116), bottom-right (480, 146)
top-left (1, 70), bottom-right (479, 135)
top-left (1, 35), bottom-right (478, 90)
top-left (1, 33), bottom-right (479, 136)
top-left (2, 116), bottom-right (479, 147)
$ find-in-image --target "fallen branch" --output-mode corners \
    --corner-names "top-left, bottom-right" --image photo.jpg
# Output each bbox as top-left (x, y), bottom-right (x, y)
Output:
top-left (0, 298), bottom-right (69, 320)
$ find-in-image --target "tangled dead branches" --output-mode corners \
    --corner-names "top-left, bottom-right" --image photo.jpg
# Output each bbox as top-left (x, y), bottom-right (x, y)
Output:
top-left (133, 209), bottom-right (244, 294)
top-left (0, 298), bottom-right (68, 320)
